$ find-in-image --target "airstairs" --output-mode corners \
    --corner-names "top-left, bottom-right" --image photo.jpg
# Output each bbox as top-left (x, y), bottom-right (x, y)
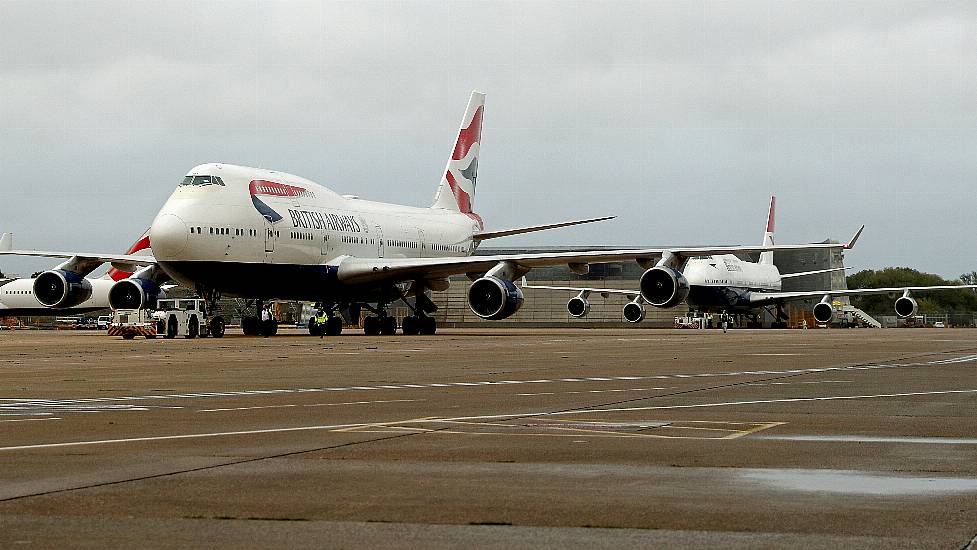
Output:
top-left (842, 305), bottom-right (882, 328)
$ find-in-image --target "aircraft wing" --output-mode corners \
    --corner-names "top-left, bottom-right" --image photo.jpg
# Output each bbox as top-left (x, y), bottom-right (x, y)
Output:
top-left (0, 250), bottom-right (158, 272)
top-left (748, 284), bottom-right (977, 305)
top-left (472, 216), bottom-right (615, 241)
top-left (336, 226), bottom-right (862, 285)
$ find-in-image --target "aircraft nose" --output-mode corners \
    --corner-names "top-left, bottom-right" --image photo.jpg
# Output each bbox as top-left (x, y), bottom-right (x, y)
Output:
top-left (150, 213), bottom-right (189, 259)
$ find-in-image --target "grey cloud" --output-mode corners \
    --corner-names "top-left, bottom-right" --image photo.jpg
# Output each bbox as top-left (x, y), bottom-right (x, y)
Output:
top-left (0, 0), bottom-right (975, 278)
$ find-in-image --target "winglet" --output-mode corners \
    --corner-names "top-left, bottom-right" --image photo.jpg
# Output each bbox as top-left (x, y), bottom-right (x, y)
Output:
top-left (844, 225), bottom-right (865, 250)
top-left (0, 233), bottom-right (11, 252)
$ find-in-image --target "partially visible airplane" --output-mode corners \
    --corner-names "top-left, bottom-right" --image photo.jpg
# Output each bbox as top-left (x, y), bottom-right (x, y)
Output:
top-left (0, 231), bottom-right (154, 318)
top-left (1, 92), bottom-right (859, 337)
top-left (522, 196), bottom-right (975, 326)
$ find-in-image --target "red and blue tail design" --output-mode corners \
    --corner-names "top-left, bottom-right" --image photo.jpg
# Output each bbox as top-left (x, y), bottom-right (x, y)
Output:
top-left (106, 229), bottom-right (153, 281)
top-left (433, 91), bottom-right (485, 229)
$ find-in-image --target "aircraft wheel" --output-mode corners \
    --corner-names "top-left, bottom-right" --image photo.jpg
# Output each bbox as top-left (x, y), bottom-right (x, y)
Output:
top-left (419, 316), bottom-right (437, 335)
top-left (166, 316), bottom-right (178, 339)
top-left (186, 317), bottom-right (199, 339)
top-left (363, 316), bottom-right (380, 336)
top-left (401, 316), bottom-right (419, 336)
top-left (326, 317), bottom-right (343, 336)
top-left (242, 317), bottom-right (259, 336)
top-left (380, 316), bottom-right (397, 336)
top-left (210, 317), bottom-right (225, 338)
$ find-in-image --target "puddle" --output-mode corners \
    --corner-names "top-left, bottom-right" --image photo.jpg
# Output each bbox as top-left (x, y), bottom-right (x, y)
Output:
top-left (742, 469), bottom-right (977, 496)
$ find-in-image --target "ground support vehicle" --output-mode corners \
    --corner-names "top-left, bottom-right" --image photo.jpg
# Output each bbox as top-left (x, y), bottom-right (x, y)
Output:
top-left (108, 309), bottom-right (158, 339)
top-left (153, 298), bottom-right (225, 339)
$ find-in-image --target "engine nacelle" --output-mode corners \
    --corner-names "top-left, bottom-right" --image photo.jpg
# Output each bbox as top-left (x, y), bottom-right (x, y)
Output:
top-left (468, 276), bottom-right (525, 320)
top-left (109, 278), bottom-right (164, 310)
top-left (33, 270), bottom-right (92, 308)
top-left (622, 300), bottom-right (646, 323)
top-left (639, 266), bottom-right (690, 308)
top-left (567, 295), bottom-right (590, 318)
top-left (894, 296), bottom-right (918, 319)
top-left (812, 301), bottom-right (835, 324)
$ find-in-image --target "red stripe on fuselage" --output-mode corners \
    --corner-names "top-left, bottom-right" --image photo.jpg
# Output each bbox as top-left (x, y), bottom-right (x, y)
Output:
top-left (249, 180), bottom-right (309, 198)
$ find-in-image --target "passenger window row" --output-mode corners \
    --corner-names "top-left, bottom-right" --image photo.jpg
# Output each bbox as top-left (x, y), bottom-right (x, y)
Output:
top-left (189, 227), bottom-right (259, 237)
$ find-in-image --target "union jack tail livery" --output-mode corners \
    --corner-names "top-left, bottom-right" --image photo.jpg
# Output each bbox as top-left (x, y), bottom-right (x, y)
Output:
top-left (759, 196), bottom-right (775, 266)
top-left (432, 91), bottom-right (485, 229)
top-left (105, 229), bottom-right (153, 281)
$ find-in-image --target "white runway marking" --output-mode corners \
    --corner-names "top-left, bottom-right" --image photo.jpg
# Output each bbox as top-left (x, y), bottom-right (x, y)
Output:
top-left (0, 417), bottom-right (61, 423)
top-left (0, 422), bottom-right (369, 452)
top-left (199, 399), bottom-right (422, 412)
top-left (442, 388), bottom-right (977, 420)
top-left (2, 353), bottom-right (975, 417)
top-left (516, 387), bottom-right (670, 396)
top-left (755, 435), bottom-right (977, 445)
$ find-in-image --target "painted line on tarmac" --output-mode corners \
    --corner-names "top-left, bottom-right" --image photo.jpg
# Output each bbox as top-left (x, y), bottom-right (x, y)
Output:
top-left (0, 417), bottom-right (61, 423)
top-left (440, 388), bottom-right (977, 420)
top-left (2, 354), bottom-right (975, 414)
top-left (199, 399), bottom-right (423, 412)
top-left (516, 387), bottom-right (671, 396)
top-left (754, 435), bottom-right (977, 445)
top-left (0, 422), bottom-right (371, 452)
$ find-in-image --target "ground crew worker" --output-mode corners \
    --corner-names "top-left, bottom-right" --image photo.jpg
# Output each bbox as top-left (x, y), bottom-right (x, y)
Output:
top-left (315, 309), bottom-right (329, 338)
top-left (261, 305), bottom-right (272, 337)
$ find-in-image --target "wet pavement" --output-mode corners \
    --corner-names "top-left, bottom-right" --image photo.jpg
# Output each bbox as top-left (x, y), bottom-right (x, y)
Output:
top-left (0, 328), bottom-right (975, 548)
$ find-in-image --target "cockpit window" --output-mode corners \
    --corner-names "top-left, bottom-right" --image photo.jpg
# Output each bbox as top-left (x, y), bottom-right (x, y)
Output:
top-left (179, 175), bottom-right (225, 187)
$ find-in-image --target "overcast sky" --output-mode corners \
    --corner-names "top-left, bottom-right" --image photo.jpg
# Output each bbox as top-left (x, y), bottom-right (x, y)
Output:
top-left (0, 0), bottom-right (974, 278)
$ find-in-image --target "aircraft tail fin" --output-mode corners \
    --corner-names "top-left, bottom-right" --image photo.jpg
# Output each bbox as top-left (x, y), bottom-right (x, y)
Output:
top-left (0, 233), bottom-right (11, 253)
top-left (759, 196), bottom-right (775, 265)
top-left (104, 229), bottom-right (153, 281)
top-left (432, 91), bottom-right (485, 229)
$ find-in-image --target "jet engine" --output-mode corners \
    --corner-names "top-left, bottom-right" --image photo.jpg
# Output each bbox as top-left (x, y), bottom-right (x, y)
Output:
top-left (468, 276), bottom-right (525, 320)
top-left (622, 299), bottom-right (646, 323)
top-left (109, 278), bottom-right (164, 310)
top-left (567, 293), bottom-right (590, 318)
top-left (33, 270), bottom-right (92, 308)
top-left (812, 300), bottom-right (834, 324)
top-left (639, 266), bottom-right (690, 308)
top-left (894, 295), bottom-right (917, 318)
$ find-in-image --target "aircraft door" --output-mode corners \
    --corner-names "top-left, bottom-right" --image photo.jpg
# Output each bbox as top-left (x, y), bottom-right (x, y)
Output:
top-left (264, 223), bottom-right (276, 254)
top-left (375, 225), bottom-right (384, 258)
top-left (417, 228), bottom-right (426, 258)
top-left (320, 232), bottom-right (330, 256)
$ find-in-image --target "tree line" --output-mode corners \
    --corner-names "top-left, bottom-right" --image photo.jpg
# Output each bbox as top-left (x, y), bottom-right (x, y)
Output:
top-left (847, 268), bottom-right (977, 315)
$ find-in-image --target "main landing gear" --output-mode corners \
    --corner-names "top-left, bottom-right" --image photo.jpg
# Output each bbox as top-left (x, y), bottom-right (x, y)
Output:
top-left (240, 299), bottom-right (277, 336)
top-left (358, 283), bottom-right (438, 337)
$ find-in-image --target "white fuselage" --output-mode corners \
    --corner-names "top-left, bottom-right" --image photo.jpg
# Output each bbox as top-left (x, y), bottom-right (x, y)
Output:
top-left (149, 164), bottom-right (481, 300)
top-left (681, 255), bottom-right (782, 312)
top-left (0, 277), bottom-right (115, 316)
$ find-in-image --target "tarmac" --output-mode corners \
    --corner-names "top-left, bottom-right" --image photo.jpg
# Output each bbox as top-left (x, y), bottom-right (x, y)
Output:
top-left (0, 327), bottom-right (976, 549)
